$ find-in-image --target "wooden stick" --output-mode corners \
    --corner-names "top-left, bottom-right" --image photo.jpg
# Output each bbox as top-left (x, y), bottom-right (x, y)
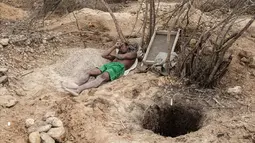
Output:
top-left (128, 0), bottom-right (144, 38)
top-left (72, 12), bottom-right (86, 48)
top-left (141, 0), bottom-right (149, 49)
top-left (149, 0), bottom-right (156, 39)
top-left (100, 0), bottom-right (127, 43)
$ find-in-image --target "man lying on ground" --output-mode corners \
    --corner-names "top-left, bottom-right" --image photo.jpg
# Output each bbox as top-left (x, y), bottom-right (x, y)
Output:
top-left (62, 42), bottom-right (138, 96)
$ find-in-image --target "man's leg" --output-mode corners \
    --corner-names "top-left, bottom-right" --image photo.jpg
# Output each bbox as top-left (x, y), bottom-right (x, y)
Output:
top-left (63, 72), bottom-right (110, 96)
top-left (77, 72), bottom-right (110, 92)
top-left (62, 68), bottom-right (102, 89)
top-left (75, 68), bottom-right (102, 85)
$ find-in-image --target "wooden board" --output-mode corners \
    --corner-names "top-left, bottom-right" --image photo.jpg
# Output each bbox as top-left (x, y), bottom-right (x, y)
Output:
top-left (143, 29), bottom-right (180, 65)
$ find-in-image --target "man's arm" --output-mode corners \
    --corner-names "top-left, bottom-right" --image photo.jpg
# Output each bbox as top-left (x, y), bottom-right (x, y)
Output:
top-left (101, 42), bottom-right (122, 60)
top-left (114, 52), bottom-right (137, 60)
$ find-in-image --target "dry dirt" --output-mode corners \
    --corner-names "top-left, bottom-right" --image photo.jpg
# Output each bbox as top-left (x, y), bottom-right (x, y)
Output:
top-left (0, 2), bottom-right (27, 20)
top-left (0, 1), bottom-right (255, 143)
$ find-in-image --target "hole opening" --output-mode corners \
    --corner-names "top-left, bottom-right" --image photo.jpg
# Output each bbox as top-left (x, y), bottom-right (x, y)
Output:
top-left (142, 104), bottom-right (203, 137)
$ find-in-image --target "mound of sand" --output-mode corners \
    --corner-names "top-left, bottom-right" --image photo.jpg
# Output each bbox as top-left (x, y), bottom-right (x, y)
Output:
top-left (54, 48), bottom-right (109, 78)
top-left (44, 8), bottom-right (143, 38)
top-left (0, 3), bottom-right (27, 20)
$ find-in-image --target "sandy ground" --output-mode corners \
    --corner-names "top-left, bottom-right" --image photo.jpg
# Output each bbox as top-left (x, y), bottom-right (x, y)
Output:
top-left (0, 1), bottom-right (255, 143)
top-left (0, 2), bottom-right (27, 20)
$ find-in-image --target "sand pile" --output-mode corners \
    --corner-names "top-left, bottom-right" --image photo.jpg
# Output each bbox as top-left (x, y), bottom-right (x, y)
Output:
top-left (0, 3), bottom-right (27, 20)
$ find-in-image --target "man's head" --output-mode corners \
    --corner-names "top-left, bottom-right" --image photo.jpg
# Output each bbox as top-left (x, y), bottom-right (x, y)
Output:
top-left (119, 42), bottom-right (139, 53)
top-left (119, 42), bottom-right (129, 53)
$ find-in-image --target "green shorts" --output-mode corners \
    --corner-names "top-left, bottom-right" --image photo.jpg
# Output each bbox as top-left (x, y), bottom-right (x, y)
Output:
top-left (99, 62), bottom-right (125, 81)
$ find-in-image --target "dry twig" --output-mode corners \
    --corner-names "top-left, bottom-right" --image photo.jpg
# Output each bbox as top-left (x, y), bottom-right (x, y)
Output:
top-left (100, 0), bottom-right (127, 43)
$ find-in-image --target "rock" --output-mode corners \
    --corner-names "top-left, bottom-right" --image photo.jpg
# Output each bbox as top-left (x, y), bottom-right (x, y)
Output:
top-left (0, 95), bottom-right (18, 107)
top-left (42, 39), bottom-right (47, 44)
top-left (0, 44), bottom-right (3, 49)
top-left (28, 124), bottom-right (52, 133)
top-left (249, 57), bottom-right (255, 69)
top-left (46, 117), bottom-right (63, 127)
top-left (0, 75), bottom-right (8, 84)
top-left (26, 118), bottom-right (35, 128)
top-left (0, 38), bottom-right (9, 46)
top-left (251, 33), bottom-right (255, 38)
top-left (37, 124), bottom-right (52, 132)
top-left (189, 38), bottom-right (197, 47)
top-left (43, 111), bottom-right (56, 120)
top-left (0, 67), bottom-right (8, 75)
top-left (47, 127), bottom-right (66, 142)
top-left (40, 132), bottom-right (55, 143)
top-left (250, 71), bottom-right (255, 77)
top-left (28, 126), bottom-right (38, 133)
top-left (238, 50), bottom-right (252, 59)
top-left (227, 86), bottom-right (242, 95)
top-left (15, 89), bottom-right (27, 96)
top-left (29, 132), bottom-right (41, 143)
top-left (240, 57), bottom-right (250, 63)
top-left (0, 87), bottom-right (9, 96)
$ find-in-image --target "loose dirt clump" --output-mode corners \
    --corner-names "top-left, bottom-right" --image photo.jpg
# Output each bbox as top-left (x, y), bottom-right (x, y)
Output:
top-left (0, 3), bottom-right (27, 20)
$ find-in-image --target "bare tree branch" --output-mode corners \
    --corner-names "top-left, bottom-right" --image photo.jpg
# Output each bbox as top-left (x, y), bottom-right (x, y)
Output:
top-left (100, 0), bottom-right (127, 43)
top-left (142, 0), bottom-right (149, 49)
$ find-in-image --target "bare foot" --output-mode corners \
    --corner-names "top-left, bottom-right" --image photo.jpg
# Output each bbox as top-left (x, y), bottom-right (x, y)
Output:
top-left (61, 80), bottom-right (79, 89)
top-left (62, 85), bottom-right (80, 96)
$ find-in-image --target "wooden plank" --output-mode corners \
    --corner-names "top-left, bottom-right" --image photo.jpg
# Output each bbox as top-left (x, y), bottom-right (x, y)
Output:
top-left (143, 27), bottom-right (157, 64)
top-left (143, 28), bottom-right (180, 66)
top-left (171, 29), bottom-right (181, 53)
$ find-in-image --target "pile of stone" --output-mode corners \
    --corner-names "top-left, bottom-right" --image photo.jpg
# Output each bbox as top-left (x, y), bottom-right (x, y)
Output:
top-left (26, 112), bottom-right (66, 143)
top-left (0, 38), bottom-right (11, 85)
top-left (0, 67), bottom-right (19, 108)
top-left (0, 67), bottom-right (8, 85)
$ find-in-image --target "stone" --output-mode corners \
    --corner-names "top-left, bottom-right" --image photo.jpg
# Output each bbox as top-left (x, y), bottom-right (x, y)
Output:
top-left (0, 95), bottom-right (18, 107)
top-left (28, 124), bottom-right (52, 133)
top-left (189, 39), bottom-right (197, 47)
top-left (238, 50), bottom-right (252, 59)
top-left (0, 87), bottom-right (9, 96)
top-left (251, 33), bottom-right (255, 38)
top-left (0, 75), bottom-right (8, 84)
top-left (0, 38), bottom-right (9, 46)
top-left (29, 132), bottom-right (41, 143)
top-left (248, 57), bottom-right (255, 69)
top-left (46, 117), bottom-right (63, 127)
top-left (227, 86), bottom-right (242, 95)
top-left (37, 124), bottom-right (52, 132)
top-left (240, 57), bottom-right (250, 63)
top-left (43, 111), bottom-right (56, 120)
top-left (0, 67), bottom-right (8, 75)
top-left (47, 127), bottom-right (66, 142)
top-left (40, 132), bottom-right (55, 143)
top-left (42, 39), bottom-right (47, 44)
top-left (15, 89), bottom-right (27, 96)
top-left (25, 118), bottom-right (35, 128)
top-left (0, 44), bottom-right (3, 49)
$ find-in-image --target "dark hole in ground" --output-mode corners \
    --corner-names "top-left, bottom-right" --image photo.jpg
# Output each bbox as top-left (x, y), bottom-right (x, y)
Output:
top-left (142, 104), bottom-right (203, 137)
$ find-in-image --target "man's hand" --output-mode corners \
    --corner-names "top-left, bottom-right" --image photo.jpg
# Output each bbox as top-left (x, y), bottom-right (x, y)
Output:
top-left (114, 42), bottom-right (123, 49)
top-left (102, 42), bottom-right (121, 61)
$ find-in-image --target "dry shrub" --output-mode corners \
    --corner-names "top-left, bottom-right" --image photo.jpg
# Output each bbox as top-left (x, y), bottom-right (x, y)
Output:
top-left (162, 0), bottom-right (255, 87)
top-left (193, 0), bottom-right (255, 14)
